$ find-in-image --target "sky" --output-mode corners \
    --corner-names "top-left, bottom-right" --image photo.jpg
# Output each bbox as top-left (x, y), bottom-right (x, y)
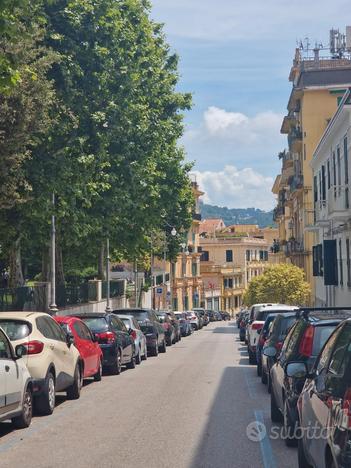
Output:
top-left (151, 0), bottom-right (350, 210)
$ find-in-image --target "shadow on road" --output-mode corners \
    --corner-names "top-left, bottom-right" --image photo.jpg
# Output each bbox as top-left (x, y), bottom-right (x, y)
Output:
top-left (189, 366), bottom-right (262, 468)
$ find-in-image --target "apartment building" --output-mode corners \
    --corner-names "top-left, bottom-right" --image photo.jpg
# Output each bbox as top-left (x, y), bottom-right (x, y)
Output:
top-left (272, 45), bottom-right (351, 302)
top-left (199, 234), bottom-right (269, 313)
top-left (311, 89), bottom-right (351, 306)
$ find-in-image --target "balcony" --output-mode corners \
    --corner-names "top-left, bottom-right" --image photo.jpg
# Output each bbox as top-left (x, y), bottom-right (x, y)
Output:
top-left (273, 205), bottom-right (285, 222)
top-left (193, 213), bottom-right (202, 222)
top-left (288, 127), bottom-right (303, 152)
top-left (328, 186), bottom-right (350, 219)
top-left (289, 174), bottom-right (303, 193)
top-left (284, 238), bottom-right (308, 256)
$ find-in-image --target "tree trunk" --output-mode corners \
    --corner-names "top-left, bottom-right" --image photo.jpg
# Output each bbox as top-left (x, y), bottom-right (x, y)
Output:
top-left (98, 243), bottom-right (105, 280)
top-left (8, 238), bottom-right (24, 288)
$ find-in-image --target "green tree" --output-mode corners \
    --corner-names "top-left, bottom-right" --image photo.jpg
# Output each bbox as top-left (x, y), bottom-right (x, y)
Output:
top-left (243, 263), bottom-right (310, 306)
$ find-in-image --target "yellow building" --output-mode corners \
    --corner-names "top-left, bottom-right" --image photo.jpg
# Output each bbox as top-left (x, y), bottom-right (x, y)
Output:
top-left (273, 47), bottom-right (351, 302)
top-left (170, 181), bottom-right (204, 311)
top-left (199, 233), bottom-right (269, 313)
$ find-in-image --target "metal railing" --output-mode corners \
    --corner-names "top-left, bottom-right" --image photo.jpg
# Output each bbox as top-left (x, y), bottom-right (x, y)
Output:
top-left (0, 285), bottom-right (47, 312)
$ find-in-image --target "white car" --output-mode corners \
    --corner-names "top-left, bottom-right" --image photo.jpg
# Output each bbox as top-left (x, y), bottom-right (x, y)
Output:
top-left (185, 311), bottom-right (200, 330)
top-left (0, 312), bottom-right (82, 416)
top-left (0, 326), bottom-right (33, 428)
top-left (247, 304), bottom-right (297, 364)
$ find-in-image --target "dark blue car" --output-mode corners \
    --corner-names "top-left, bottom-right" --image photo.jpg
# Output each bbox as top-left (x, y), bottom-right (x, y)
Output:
top-left (73, 313), bottom-right (135, 375)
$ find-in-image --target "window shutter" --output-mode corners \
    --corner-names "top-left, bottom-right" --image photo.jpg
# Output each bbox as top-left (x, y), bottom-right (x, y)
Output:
top-left (323, 240), bottom-right (338, 285)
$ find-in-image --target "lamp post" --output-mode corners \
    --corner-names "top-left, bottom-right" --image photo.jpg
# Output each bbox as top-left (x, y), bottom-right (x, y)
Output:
top-left (49, 193), bottom-right (58, 314)
top-left (105, 237), bottom-right (111, 312)
top-left (168, 227), bottom-right (177, 310)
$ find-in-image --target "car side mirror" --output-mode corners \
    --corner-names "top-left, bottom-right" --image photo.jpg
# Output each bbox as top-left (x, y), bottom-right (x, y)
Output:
top-left (285, 362), bottom-right (308, 379)
top-left (263, 346), bottom-right (277, 358)
top-left (15, 344), bottom-right (27, 359)
top-left (66, 333), bottom-right (74, 347)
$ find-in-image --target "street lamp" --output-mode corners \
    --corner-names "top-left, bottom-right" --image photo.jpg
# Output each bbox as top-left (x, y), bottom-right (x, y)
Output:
top-left (105, 237), bottom-right (111, 312)
top-left (49, 193), bottom-right (58, 314)
top-left (168, 227), bottom-right (177, 311)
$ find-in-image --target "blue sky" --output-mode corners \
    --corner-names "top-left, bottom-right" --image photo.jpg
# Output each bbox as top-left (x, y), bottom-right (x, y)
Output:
top-left (151, 0), bottom-right (350, 210)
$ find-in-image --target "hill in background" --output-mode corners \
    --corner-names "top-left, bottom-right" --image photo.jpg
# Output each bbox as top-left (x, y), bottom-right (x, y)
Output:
top-left (200, 202), bottom-right (274, 228)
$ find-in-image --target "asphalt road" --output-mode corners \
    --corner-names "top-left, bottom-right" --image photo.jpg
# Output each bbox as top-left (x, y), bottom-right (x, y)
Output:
top-left (0, 321), bottom-right (299, 468)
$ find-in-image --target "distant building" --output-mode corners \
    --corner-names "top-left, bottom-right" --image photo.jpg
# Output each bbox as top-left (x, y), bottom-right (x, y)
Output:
top-left (199, 218), bottom-right (225, 237)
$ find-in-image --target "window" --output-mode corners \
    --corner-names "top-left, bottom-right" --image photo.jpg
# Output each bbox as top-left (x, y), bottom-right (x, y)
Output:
top-left (181, 258), bottom-right (186, 277)
top-left (339, 239), bottom-right (344, 286)
top-left (73, 321), bottom-right (92, 341)
top-left (328, 324), bottom-right (351, 376)
top-left (337, 147), bottom-right (342, 188)
top-left (0, 330), bottom-right (11, 359)
top-left (246, 250), bottom-right (251, 261)
top-left (321, 165), bottom-right (326, 201)
top-left (317, 329), bottom-right (339, 373)
top-left (110, 316), bottom-right (122, 332)
top-left (313, 175), bottom-right (318, 203)
top-left (200, 251), bottom-right (209, 262)
top-left (228, 278), bottom-right (233, 288)
top-left (226, 250), bottom-right (233, 262)
top-left (36, 316), bottom-right (66, 342)
top-left (319, 170), bottom-right (322, 202)
top-left (347, 238), bottom-right (351, 287)
top-left (344, 137), bottom-right (349, 184)
top-left (333, 151), bottom-right (337, 198)
top-left (327, 159), bottom-right (331, 189)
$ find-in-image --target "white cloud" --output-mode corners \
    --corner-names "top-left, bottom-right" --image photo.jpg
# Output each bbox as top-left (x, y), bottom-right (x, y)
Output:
top-left (192, 165), bottom-right (275, 210)
top-left (203, 107), bottom-right (282, 143)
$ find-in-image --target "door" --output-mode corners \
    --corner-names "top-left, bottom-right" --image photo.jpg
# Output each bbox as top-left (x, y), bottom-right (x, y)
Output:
top-left (0, 330), bottom-right (21, 416)
top-left (73, 321), bottom-right (97, 376)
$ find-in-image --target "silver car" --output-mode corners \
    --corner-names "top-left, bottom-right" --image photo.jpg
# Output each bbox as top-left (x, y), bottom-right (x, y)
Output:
top-left (116, 314), bottom-right (147, 364)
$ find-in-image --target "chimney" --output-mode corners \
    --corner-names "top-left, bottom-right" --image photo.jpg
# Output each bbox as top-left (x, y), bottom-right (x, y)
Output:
top-left (313, 47), bottom-right (320, 66)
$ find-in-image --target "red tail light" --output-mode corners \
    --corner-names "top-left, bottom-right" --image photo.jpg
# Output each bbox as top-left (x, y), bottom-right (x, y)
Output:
top-left (299, 325), bottom-right (315, 357)
top-left (24, 340), bottom-right (44, 355)
top-left (96, 331), bottom-right (115, 344)
top-left (252, 322), bottom-right (262, 331)
top-left (342, 388), bottom-right (351, 427)
top-left (130, 330), bottom-right (137, 340)
top-left (275, 341), bottom-right (283, 352)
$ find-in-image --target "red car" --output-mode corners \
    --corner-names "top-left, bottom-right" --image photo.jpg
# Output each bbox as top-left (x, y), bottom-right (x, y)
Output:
top-left (54, 316), bottom-right (103, 381)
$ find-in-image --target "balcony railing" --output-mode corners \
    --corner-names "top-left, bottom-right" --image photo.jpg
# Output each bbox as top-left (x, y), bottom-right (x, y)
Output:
top-left (284, 238), bottom-right (305, 255)
top-left (288, 127), bottom-right (302, 148)
top-left (273, 205), bottom-right (285, 222)
top-left (289, 174), bottom-right (303, 192)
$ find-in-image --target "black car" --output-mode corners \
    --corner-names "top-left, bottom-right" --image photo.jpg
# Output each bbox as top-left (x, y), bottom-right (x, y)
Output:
top-left (237, 310), bottom-right (246, 329)
top-left (267, 308), bottom-right (344, 446)
top-left (207, 310), bottom-right (216, 322)
top-left (256, 313), bottom-right (280, 377)
top-left (298, 313), bottom-right (351, 468)
top-left (74, 313), bottom-right (135, 375)
top-left (114, 308), bottom-right (166, 355)
top-left (219, 311), bottom-right (231, 321)
top-left (174, 312), bottom-right (192, 336)
top-left (261, 312), bottom-right (297, 389)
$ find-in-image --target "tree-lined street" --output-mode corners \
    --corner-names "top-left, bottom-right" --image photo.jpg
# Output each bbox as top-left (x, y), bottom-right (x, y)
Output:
top-left (0, 322), bottom-right (297, 468)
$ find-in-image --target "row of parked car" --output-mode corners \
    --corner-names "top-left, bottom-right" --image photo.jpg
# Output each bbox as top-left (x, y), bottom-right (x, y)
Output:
top-left (237, 304), bottom-right (351, 468)
top-left (0, 307), bottom-right (228, 431)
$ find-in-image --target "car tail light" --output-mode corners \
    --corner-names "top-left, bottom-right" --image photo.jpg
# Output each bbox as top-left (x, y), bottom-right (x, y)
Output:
top-left (342, 388), bottom-right (351, 427)
top-left (252, 322), bottom-right (262, 331)
top-left (275, 341), bottom-right (283, 352)
top-left (130, 330), bottom-right (137, 340)
top-left (23, 340), bottom-right (44, 355)
top-left (96, 332), bottom-right (115, 344)
top-left (299, 325), bottom-right (315, 357)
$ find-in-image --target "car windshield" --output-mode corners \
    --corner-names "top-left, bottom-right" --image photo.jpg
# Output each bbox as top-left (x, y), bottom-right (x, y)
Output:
top-left (125, 311), bottom-right (149, 321)
top-left (121, 318), bottom-right (131, 329)
top-left (312, 325), bottom-right (337, 356)
top-left (278, 316), bottom-right (297, 339)
top-left (256, 310), bottom-right (294, 322)
top-left (81, 317), bottom-right (108, 333)
top-left (0, 320), bottom-right (31, 340)
top-left (262, 316), bottom-right (276, 333)
top-left (140, 324), bottom-right (154, 334)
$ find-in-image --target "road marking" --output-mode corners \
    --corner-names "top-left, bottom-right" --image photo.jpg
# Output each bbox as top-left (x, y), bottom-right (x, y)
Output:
top-left (254, 410), bottom-right (277, 468)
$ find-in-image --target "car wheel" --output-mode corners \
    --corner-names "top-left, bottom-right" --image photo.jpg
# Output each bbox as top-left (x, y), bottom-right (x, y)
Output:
top-left (248, 350), bottom-right (256, 365)
top-left (12, 386), bottom-right (33, 428)
top-left (110, 349), bottom-right (122, 375)
top-left (135, 348), bottom-right (141, 365)
top-left (67, 363), bottom-right (83, 400)
top-left (127, 353), bottom-right (136, 369)
top-left (35, 371), bottom-right (55, 416)
top-left (261, 367), bottom-right (268, 385)
top-left (257, 360), bottom-right (262, 376)
top-left (178, 333), bottom-right (181, 342)
top-left (298, 436), bottom-right (312, 468)
top-left (160, 339), bottom-right (167, 353)
top-left (166, 337), bottom-right (172, 346)
top-left (94, 359), bottom-right (102, 382)
top-left (270, 387), bottom-right (283, 423)
top-left (283, 399), bottom-right (297, 446)
top-left (142, 344), bottom-right (147, 360)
